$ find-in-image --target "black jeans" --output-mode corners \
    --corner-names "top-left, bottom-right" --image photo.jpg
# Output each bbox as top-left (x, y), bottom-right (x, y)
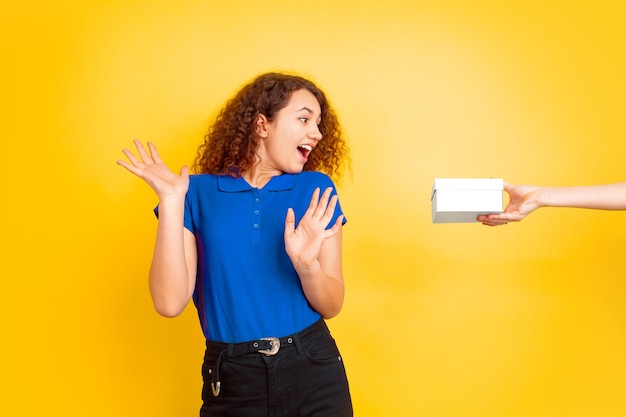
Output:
top-left (200, 319), bottom-right (353, 417)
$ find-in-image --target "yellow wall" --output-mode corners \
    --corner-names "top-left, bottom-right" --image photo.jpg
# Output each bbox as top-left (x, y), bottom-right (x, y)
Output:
top-left (3, 1), bottom-right (625, 416)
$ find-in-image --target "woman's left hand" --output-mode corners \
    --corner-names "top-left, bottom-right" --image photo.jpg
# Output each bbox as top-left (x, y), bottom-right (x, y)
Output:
top-left (284, 187), bottom-right (344, 271)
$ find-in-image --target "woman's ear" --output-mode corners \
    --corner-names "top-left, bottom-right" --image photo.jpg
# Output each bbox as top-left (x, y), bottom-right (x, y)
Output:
top-left (255, 114), bottom-right (269, 138)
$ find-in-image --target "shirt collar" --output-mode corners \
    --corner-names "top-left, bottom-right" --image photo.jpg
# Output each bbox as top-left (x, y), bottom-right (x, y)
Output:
top-left (217, 174), bottom-right (296, 192)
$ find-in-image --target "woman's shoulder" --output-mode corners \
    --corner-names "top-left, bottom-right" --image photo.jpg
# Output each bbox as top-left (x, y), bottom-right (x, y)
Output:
top-left (295, 171), bottom-right (337, 191)
top-left (296, 171), bottom-right (333, 183)
top-left (286, 172), bottom-right (338, 199)
top-left (187, 174), bottom-right (219, 192)
top-left (189, 173), bottom-right (216, 182)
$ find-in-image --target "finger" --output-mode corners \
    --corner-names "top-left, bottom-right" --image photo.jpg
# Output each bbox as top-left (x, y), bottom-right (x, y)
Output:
top-left (478, 214), bottom-right (510, 226)
top-left (303, 188), bottom-right (321, 218)
top-left (116, 159), bottom-right (144, 177)
top-left (120, 147), bottom-right (142, 166)
top-left (324, 214), bottom-right (344, 236)
top-left (284, 208), bottom-right (296, 235)
top-left (147, 141), bottom-right (164, 164)
top-left (313, 187), bottom-right (334, 219)
top-left (116, 159), bottom-right (135, 171)
top-left (320, 194), bottom-right (339, 225)
top-left (308, 187), bottom-right (321, 209)
top-left (180, 165), bottom-right (190, 177)
top-left (481, 220), bottom-right (506, 227)
top-left (485, 212), bottom-right (523, 223)
top-left (134, 139), bottom-right (153, 164)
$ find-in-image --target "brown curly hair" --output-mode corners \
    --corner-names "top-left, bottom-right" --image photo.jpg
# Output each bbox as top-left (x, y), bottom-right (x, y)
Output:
top-left (192, 72), bottom-right (349, 182)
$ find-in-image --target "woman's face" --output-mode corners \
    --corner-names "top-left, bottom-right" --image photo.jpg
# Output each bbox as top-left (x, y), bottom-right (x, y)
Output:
top-left (257, 88), bottom-right (323, 175)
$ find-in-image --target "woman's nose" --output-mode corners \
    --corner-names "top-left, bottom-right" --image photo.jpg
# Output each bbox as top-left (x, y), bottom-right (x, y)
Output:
top-left (310, 125), bottom-right (322, 140)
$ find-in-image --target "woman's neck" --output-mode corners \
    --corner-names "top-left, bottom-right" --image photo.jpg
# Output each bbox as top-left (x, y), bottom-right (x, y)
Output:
top-left (242, 168), bottom-right (282, 189)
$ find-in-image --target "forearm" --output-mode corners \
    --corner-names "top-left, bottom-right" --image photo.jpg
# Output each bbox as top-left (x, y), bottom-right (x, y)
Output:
top-left (149, 197), bottom-right (196, 317)
top-left (297, 262), bottom-right (345, 319)
top-left (539, 182), bottom-right (626, 210)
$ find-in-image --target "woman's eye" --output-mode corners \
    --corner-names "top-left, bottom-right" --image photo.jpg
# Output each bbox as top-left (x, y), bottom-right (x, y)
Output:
top-left (299, 117), bottom-right (308, 123)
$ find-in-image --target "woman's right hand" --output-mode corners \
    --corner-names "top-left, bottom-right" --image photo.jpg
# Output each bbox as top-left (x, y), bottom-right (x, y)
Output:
top-left (117, 140), bottom-right (189, 200)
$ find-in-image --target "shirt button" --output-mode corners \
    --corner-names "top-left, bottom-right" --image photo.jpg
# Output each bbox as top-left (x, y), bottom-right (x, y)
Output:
top-left (254, 198), bottom-right (260, 203)
top-left (253, 224), bottom-right (259, 228)
top-left (254, 210), bottom-right (260, 215)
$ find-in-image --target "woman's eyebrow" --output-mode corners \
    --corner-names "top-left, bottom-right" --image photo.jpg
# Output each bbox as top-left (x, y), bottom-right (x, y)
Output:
top-left (297, 106), bottom-right (321, 116)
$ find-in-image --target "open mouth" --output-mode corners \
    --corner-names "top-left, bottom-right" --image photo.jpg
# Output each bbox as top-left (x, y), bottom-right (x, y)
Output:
top-left (297, 144), bottom-right (313, 159)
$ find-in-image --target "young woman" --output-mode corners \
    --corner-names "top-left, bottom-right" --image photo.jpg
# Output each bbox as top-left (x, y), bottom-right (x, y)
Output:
top-left (117, 72), bottom-right (353, 416)
top-left (478, 182), bottom-right (626, 226)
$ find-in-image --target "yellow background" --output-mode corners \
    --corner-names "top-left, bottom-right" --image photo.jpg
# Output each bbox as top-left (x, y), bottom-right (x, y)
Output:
top-left (2, 1), bottom-right (625, 416)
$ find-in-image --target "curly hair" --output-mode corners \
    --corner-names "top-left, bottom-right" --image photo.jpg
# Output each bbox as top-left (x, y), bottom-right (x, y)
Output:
top-left (192, 72), bottom-right (349, 183)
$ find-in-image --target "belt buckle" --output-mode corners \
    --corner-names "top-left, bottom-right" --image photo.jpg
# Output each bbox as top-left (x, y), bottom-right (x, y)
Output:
top-left (258, 337), bottom-right (280, 356)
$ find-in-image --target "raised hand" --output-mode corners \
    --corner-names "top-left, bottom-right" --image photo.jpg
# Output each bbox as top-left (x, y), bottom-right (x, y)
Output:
top-left (117, 140), bottom-right (189, 200)
top-left (284, 187), bottom-right (344, 270)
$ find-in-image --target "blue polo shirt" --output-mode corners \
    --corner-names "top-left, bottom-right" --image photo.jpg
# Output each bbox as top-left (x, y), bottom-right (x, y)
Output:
top-left (178, 171), bottom-right (346, 343)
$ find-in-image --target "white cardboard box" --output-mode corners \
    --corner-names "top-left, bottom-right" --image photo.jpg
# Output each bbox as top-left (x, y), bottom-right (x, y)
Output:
top-left (431, 178), bottom-right (504, 223)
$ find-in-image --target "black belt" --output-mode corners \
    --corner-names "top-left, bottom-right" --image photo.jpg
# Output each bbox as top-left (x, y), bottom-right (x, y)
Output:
top-left (208, 319), bottom-right (326, 397)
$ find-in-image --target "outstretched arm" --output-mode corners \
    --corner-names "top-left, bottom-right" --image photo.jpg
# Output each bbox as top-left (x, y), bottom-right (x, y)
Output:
top-left (479, 182), bottom-right (626, 226)
top-left (284, 187), bottom-right (345, 319)
top-left (117, 140), bottom-right (197, 317)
